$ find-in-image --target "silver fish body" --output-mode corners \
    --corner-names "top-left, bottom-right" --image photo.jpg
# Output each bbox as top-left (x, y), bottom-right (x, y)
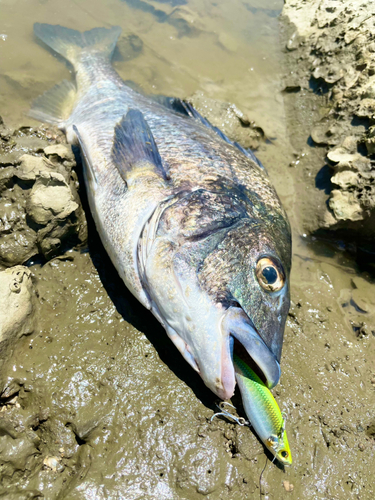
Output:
top-left (31, 24), bottom-right (291, 400)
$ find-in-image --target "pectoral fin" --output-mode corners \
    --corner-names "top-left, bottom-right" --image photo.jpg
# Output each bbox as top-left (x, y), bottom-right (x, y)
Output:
top-left (112, 109), bottom-right (170, 183)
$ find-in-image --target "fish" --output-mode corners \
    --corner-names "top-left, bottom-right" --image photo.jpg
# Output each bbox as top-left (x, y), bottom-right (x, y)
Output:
top-left (233, 353), bottom-right (292, 465)
top-left (30, 23), bottom-right (291, 401)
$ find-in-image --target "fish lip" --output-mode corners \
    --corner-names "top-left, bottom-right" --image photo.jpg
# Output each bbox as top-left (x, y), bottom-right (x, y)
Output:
top-left (223, 306), bottom-right (281, 390)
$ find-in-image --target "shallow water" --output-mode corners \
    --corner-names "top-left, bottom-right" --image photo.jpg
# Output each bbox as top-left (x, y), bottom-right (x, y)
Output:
top-left (1, 0), bottom-right (284, 136)
top-left (1, 1), bottom-right (375, 499)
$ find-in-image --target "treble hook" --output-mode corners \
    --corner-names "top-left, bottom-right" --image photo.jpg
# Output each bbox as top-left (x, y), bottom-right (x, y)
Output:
top-left (210, 401), bottom-right (249, 426)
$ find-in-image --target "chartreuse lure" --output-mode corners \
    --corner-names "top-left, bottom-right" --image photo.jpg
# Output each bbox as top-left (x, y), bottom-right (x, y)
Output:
top-left (233, 353), bottom-right (292, 466)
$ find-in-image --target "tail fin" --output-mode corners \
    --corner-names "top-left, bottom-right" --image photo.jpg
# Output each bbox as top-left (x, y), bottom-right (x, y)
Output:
top-left (33, 23), bottom-right (121, 66)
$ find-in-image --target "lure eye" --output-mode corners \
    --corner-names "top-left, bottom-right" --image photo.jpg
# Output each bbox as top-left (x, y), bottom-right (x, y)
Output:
top-left (280, 450), bottom-right (289, 459)
top-left (256, 257), bottom-right (285, 292)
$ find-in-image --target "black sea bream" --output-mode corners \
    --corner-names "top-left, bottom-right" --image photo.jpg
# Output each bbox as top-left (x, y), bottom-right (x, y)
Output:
top-left (31, 24), bottom-right (291, 400)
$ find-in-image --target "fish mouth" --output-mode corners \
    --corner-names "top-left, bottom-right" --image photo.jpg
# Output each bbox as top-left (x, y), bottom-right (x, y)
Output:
top-left (221, 306), bottom-right (281, 397)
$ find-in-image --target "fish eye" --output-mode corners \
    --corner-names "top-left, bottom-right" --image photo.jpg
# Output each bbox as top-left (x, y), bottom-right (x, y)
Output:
top-left (256, 257), bottom-right (285, 292)
top-left (280, 450), bottom-right (289, 458)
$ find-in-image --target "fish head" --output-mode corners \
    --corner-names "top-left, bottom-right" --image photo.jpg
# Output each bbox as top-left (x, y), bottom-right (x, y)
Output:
top-left (198, 212), bottom-right (291, 395)
top-left (224, 215), bottom-right (291, 375)
top-left (144, 190), bottom-right (291, 400)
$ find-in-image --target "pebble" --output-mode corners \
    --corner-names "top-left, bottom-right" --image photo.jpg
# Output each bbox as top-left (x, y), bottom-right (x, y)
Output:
top-left (358, 443), bottom-right (365, 451)
top-left (283, 480), bottom-right (294, 492)
top-left (43, 455), bottom-right (61, 471)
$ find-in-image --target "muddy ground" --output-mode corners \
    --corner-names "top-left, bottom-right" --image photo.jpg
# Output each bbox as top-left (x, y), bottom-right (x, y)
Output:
top-left (1, 1), bottom-right (375, 499)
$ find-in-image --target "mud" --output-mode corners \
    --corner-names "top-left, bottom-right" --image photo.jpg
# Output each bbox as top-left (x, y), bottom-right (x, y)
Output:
top-left (0, 1), bottom-right (375, 499)
top-left (0, 125), bottom-right (87, 267)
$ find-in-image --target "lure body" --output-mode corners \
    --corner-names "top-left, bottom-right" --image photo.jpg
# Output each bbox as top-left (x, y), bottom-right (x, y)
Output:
top-left (233, 354), bottom-right (292, 465)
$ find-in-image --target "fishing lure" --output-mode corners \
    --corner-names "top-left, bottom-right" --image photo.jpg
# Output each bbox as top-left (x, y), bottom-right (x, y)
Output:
top-left (212, 354), bottom-right (292, 466)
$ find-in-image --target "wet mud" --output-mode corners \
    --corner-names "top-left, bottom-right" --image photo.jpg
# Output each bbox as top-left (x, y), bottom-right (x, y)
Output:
top-left (1, 1), bottom-right (375, 499)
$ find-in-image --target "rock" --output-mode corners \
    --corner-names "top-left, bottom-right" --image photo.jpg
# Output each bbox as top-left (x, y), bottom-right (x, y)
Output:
top-left (327, 149), bottom-right (365, 170)
top-left (331, 170), bottom-right (359, 189)
top-left (282, 480), bottom-right (294, 492)
top-left (43, 455), bottom-right (61, 472)
top-left (0, 227), bottom-right (38, 268)
top-left (26, 172), bottom-right (79, 226)
top-left (356, 98), bottom-right (375, 118)
top-left (329, 190), bottom-right (363, 221)
top-left (311, 120), bottom-right (346, 146)
top-left (36, 216), bottom-right (82, 260)
top-left (364, 125), bottom-right (375, 155)
top-left (16, 154), bottom-right (54, 181)
top-left (286, 31), bottom-right (299, 51)
top-left (312, 63), bottom-right (344, 84)
top-left (44, 144), bottom-right (75, 163)
top-left (0, 266), bottom-right (35, 371)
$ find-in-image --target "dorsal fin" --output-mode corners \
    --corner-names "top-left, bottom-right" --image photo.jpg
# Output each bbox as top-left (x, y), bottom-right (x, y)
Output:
top-left (152, 95), bottom-right (191, 117)
top-left (164, 99), bottom-right (266, 171)
top-left (129, 90), bottom-right (265, 171)
top-left (112, 109), bottom-right (169, 182)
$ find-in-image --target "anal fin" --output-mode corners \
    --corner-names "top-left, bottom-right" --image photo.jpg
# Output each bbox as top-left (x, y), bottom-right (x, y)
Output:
top-left (29, 79), bottom-right (76, 125)
top-left (112, 109), bottom-right (169, 183)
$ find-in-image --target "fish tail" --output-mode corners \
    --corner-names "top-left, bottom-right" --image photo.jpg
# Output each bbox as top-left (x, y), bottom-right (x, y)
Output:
top-left (33, 23), bottom-right (121, 67)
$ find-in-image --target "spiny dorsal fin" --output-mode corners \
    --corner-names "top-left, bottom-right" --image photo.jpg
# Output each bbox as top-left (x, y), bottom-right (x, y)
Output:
top-left (112, 109), bottom-right (169, 182)
top-left (182, 101), bottom-right (266, 170)
top-left (152, 97), bottom-right (265, 170)
top-left (152, 95), bottom-right (191, 117)
top-left (29, 80), bottom-right (76, 125)
top-left (33, 23), bottom-right (121, 66)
